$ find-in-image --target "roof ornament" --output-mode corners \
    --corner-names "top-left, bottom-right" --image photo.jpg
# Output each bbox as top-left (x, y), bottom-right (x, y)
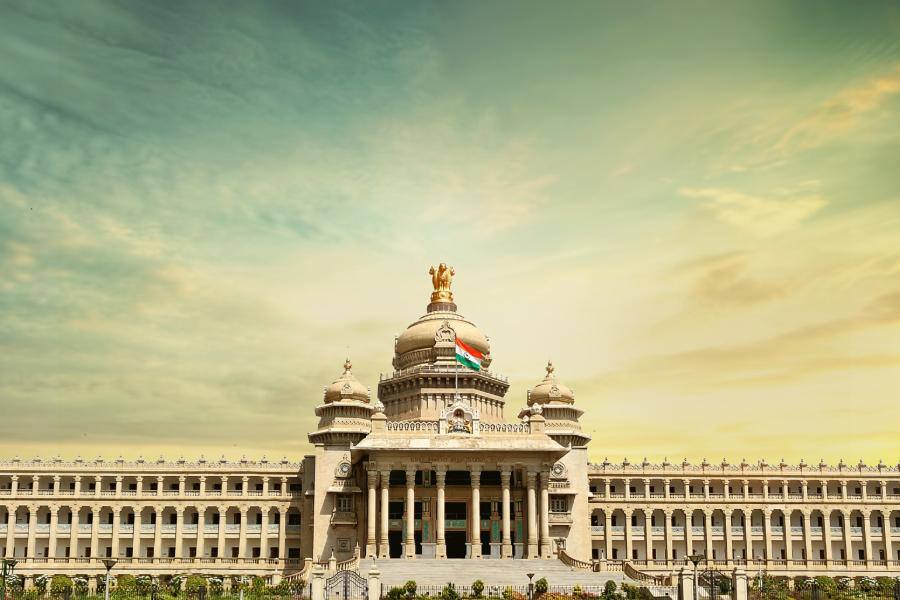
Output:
top-left (343, 358), bottom-right (352, 374)
top-left (428, 263), bottom-right (455, 303)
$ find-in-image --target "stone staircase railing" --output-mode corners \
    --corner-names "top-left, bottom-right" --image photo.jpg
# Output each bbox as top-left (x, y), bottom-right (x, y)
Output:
top-left (623, 562), bottom-right (671, 586)
top-left (558, 549), bottom-right (594, 570)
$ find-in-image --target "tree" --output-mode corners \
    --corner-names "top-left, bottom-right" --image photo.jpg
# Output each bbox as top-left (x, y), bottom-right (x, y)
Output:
top-left (472, 580), bottom-right (484, 599)
top-left (534, 578), bottom-right (548, 595)
top-left (185, 575), bottom-right (207, 598)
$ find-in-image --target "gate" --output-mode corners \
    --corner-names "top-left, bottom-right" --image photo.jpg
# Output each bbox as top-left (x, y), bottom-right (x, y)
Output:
top-left (699, 570), bottom-right (730, 600)
top-left (326, 570), bottom-right (368, 600)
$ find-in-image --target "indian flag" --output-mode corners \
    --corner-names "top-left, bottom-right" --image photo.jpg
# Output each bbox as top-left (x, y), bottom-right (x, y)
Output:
top-left (455, 338), bottom-right (483, 371)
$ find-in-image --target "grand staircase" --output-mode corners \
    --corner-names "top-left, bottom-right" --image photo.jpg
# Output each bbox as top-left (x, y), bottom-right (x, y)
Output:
top-left (358, 558), bottom-right (629, 588)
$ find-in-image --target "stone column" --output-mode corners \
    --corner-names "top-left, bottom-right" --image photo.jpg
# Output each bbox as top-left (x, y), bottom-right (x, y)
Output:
top-left (132, 507), bottom-right (142, 559)
top-left (685, 510), bottom-right (694, 556)
top-left (839, 480), bottom-right (847, 501)
top-left (539, 469), bottom-right (551, 558)
top-left (841, 510), bottom-right (852, 563)
top-left (882, 509), bottom-right (893, 565)
top-left (242, 476), bottom-right (249, 497)
top-left (262, 477), bottom-right (269, 497)
top-left (823, 510), bottom-right (833, 563)
top-left (783, 510), bottom-right (792, 563)
top-left (733, 567), bottom-right (748, 600)
top-left (48, 506), bottom-right (60, 558)
top-left (178, 476), bottom-right (186, 497)
top-left (624, 478), bottom-right (631, 499)
top-left (259, 506), bottom-right (269, 559)
top-left (703, 510), bottom-right (713, 563)
top-left (404, 467), bottom-right (416, 558)
top-left (278, 506), bottom-right (287, 560)
top-left (703, 479), bottom-right (710, 500)
top-left (821, 480), bottom-right (828, 501)
top-left (174, 506), bottom-right (185, 558)
top-left (157, 476), bottom-right (165, 496)
top-left (195, 506), bottom-right (206, 558)
top-left (724, 509), bottom-right (733, 564)
top-left (471, 468), bottom-right (482, 558)
top-left (781, 480), bottom-right (789, 501)
top-left (860, 481), bottom-right (868, 502)
top-left (526, 470), bottom-right (538, 558)
top-left (90, 505), bottom-right (100, 559)
top-left (217, 506), bottom-right (227, 560)
top-left (500, 467), bottom-right (512, 559)
top-left (643, 478), bottom-right (651, 499)
top-left (379, 470), bottom-right (390, 558)
top-left (743, 510), bottom-right (753, 562)
top-left (69, 505), bottom-right (80, 558)
top-left (861, 509), bottom-right (872, 565)
top-left (436, 467), bottom-right (447, 559)
top-left (198, 476), bottom-right (205, 496)
top-left (664, 509), bottom-right (673, 565)
top-left (115, 476), bottom-right (123, 497)
top-left (801, 510), bottom-right (812, 566)
top-left (153, 505), bottom-right (164, 559)
top-left (762, 480), bottom-right (769, 500)
top-left (238, 505), bottom-right (248, 558)
top-left (111, 507), bottom-right (122, 558)
top-left (663, 479), bottom-right (671, 500)
top-left (134, 476), bottom-right (142, 497)
top-left (604, 510), bottom-right (613, 561)
top-left (644, 509), bottom-right (654, 563)
top-left (4, 507), bottom-right (15, 558)
top-left (366, 470), bottom-right (378, 557)
top-left (624, 508), bottom-right (633, 561)
top-left (9, 475), bottom-right (17, 498)
top-left (801, 480), bottom-right (808, 502)
top-left (742, 480), bottom-right (749, 500)
top-left (762, 509), bottom-right (773, 562)
top-left (53, 475), bottom-right (61, 495)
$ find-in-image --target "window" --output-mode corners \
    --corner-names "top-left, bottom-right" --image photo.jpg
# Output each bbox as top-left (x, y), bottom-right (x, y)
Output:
top-left (289, 483), bottom-right (302, 492)
top-left (168, 547), bottom-right (175, 558)
top-left (672, 549), bottom-right (678, 559)
top-left (629, 486), bottom-right (636, 494)
top-left (336, 495), bottom-right (353, 513)
top-left (631, 515), bottom-right (638, 526)
top-left (287, 513), bottom-right (301, 526)
top-left (649, 486), bottom-right (655, 493)
top-left (550, 497), bottom-right (567, 513)
top-left (611, 515), bottom-right (617, 526)
top-left (612, 549), bottom-right (619, 559)
top-left (592, 549), bottom-right (599, 559)
top-left (210, 547), bottom-right (218, 558)
top-left (669, 486), bottom-right (675, 494)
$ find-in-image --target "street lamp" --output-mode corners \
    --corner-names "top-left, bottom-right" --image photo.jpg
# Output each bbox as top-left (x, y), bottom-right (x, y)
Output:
top-left (526, 573), bottom-right (535, 600)
top-left (101, 559), bottom-right (117, 600)
top-left (2, 559), bottom-right (18, 600)
top-left (686, 554), bottom-right (704, 600)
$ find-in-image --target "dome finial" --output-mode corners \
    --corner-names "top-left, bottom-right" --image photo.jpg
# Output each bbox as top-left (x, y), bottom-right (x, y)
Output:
top-left (343, 357), bottom-right (352, 374)
top-left (428, 263), bottom-right (455, 304)
top-left (546, 360), bottom-right (554, 377)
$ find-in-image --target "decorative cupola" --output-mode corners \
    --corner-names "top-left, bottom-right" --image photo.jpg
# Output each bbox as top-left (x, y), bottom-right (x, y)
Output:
top-left (519, 361), bottom-right (591, 448)
top-left (308, 359), bottom-right (375, 446)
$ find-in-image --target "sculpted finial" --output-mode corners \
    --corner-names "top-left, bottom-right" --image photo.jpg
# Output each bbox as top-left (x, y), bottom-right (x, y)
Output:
top-left (428, 263), bottom-right (455, 303)
top-left (546, 360), bottom-right (554, 377)
top-left (343, 358), bottom-right (352, 374)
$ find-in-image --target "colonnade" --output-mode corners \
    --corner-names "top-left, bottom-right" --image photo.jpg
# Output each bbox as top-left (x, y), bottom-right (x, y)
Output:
top-left (2, 503), bottom-right (299, 561)
top-left (592, 505), bottom-right (899, 569)
top-left (364, 464), bottom-right (555, 559)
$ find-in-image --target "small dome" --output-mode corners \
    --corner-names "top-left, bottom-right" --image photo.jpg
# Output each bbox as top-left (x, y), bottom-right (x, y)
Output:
top-left (527, 361), bottom-right (575, 406)
top-left (323, 359), bottom-right (370, 403)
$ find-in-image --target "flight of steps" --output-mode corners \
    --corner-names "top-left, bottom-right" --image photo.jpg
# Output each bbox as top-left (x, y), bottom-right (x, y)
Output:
top-left (358, 558), bottom-right (629, 588)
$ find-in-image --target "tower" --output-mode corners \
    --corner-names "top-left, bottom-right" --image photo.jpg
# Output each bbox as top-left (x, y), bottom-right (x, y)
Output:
top-left (378, 264), bottom-right (510, 422)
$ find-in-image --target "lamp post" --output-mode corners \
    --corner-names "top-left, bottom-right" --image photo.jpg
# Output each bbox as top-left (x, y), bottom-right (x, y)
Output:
top-left (687, 554), bottom-right (704, 600)
top-left (2, 559), bottom-right (18, 600)
top-left (101, 559), bottom-right (117, 600)
top-left (526, 573), bottom-right (535, 600)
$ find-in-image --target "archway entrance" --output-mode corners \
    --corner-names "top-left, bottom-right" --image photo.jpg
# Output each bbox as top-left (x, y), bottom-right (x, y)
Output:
top-left (446, 531), bottom-right (467, 558)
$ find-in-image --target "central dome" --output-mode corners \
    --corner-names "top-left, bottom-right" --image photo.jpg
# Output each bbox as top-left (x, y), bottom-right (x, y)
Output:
top-left (392, 264), bottom-right (492, 370)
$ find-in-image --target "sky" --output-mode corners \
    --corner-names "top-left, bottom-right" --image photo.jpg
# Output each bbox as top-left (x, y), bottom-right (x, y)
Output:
top-left (1, 1), bottom-right (899, 465)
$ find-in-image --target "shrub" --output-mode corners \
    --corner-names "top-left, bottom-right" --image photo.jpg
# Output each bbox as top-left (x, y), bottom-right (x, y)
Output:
top-left (34, 575), bottom-right (49, 595)
top-left (535, 578), bottom-right (548, 595)
top-left (50, 575), bottom-right (73, 598)
top-left (73, 576), bottom-right (89, 597)
top-left (387, 587), bottom-right (406, 600)
top-left (405, 581), bottom-right (418, 597)
top-left (184, 575), bottom-right (207, 598)
top-left (441, 583), bottom-right (460, 600)
top-left (717, 577), bottom-right (731, 595)
top-left (876, 578), bottom-right (896, 597)
top-left (603, 580), bottom-right (617, 598)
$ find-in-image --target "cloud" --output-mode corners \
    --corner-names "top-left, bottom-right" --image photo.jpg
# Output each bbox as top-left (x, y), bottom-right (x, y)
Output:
top-left (680, 252), bottom-right (785, 307)
top-left (680, 187), bottom-right (827, 236)
top-left (774, 65), bottom-right (900, 155)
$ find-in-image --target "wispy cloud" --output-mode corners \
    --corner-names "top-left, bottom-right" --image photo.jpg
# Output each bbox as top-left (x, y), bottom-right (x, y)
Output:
top-left (680, 187), bottom-right (827, 236)
top-left (774, 65), bottom-right (900, 155)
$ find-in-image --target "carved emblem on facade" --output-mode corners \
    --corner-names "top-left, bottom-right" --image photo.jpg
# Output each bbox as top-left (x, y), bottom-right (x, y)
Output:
top-left (434, 320), bottom-right (456, 343)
